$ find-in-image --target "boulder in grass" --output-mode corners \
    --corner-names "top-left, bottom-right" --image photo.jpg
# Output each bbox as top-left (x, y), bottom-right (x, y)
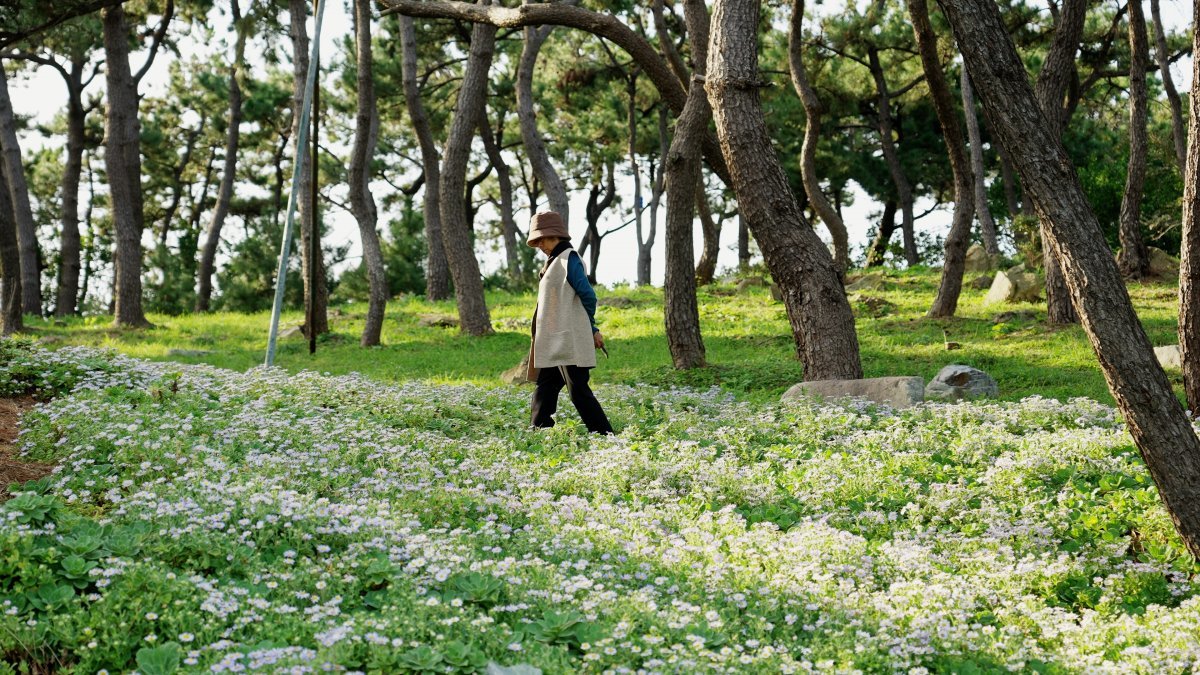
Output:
top-left (781, 376), bottom-right (924, 409)
top-left (1155, 344), bottom-right (1181, 370)
top-left (736, 276), bottom-right (765, 293)
top-left (969, 274), bottom-right (993, 290)
top-left (769, 283), bottom-right (783, 301)
top-left (964, 244), bottom-right (996, 272)
top-left (1148, 247), bottom-right (1180, 278)
top-left (501, 354), bottom-right (535, 385)
top-left (983, 269), bottom-right (1040, 305)
top-left (280, 325), bottom-right (305, 339)
top-left (845, 272), bottom-right (885, 293)
top-left (925, 364), bottom-right (998, 401)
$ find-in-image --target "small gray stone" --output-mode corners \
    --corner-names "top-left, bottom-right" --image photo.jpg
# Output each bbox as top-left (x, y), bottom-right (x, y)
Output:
top-left (969, 274), bottom-right (993, 290)
top-left (926, 364), bottom-right (998, 401)
top-left (501, 354), bottom-right (535, 385)
top-left (845, 272), bottom-right (885, 293)
top-left (280, 325), bottom-right (305, 339)
top-left (1155, 344), bottom-right (1181, 370)
top-left (418, 314), bottom-right (459, 328)
top-left (1148, 247), bottom-right (1180, 278)
top-left (782, 376), bottom-right (924, 409)
top-left (736, 277), bottom-right (765, 293)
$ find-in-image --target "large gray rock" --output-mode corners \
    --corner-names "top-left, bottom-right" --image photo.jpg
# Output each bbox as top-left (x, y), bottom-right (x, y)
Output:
top-left (983, 270), bottom-right (1040, 305)
top-left (925, 364), bottom-right (998, 401)
top-left (280, 325), bottom-right (305, 339)
top-left (845, 272), bottom-right (886, 293)
top-left (1155, 344), bottom-right (1181, 370)
top-left (969, 274), bottom-right (993, 290)
top-left (964, 244), bottom-right (996, 272)
top-left (1148, 247), bottom-right (1180, 278)
top-left (781, 376), bottom-right (924, 409)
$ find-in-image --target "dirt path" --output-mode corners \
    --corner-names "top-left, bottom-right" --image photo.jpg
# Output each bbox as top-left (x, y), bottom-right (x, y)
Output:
top-left (0, 396), bottom-right (53, 502)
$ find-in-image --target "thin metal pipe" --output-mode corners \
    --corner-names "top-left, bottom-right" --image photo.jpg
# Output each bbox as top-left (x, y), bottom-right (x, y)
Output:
top-left (266, 0), bottom-right (326, 367)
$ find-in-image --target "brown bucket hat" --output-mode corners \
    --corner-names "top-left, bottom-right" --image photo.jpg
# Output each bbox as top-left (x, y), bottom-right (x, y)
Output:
top-left (527, 211), bottom-right (570, 247)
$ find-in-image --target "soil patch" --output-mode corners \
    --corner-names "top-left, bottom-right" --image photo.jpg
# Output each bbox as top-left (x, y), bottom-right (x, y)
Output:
top-left (0, 396), bottom-right (53, 502)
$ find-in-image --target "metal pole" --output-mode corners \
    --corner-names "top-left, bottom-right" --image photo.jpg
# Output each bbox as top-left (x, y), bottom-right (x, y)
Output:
top-left (308, 33), bottom-right (319, 356)
top-left (265, 0), bottom-right (327, 367)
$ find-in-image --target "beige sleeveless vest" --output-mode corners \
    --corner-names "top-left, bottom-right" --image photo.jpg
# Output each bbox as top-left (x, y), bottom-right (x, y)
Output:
top-left (528, 252), bottom-right (596, 376)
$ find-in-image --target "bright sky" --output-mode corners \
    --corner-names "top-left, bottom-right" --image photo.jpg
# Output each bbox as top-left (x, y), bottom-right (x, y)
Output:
top-left (5, 0), bottom-right (1195, 291)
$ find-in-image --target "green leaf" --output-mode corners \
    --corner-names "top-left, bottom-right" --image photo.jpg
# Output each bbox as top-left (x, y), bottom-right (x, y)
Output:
top-left (136, 642), bottom-right (182, 675)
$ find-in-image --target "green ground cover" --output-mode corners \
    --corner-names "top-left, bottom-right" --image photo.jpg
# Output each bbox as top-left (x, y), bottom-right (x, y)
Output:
top-left (16, 268), bottom-right (1187, 405)
top-left (0, 340), bottom-right (1197, 673)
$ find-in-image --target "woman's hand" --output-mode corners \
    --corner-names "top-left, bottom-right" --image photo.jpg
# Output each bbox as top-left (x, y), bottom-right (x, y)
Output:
top-left (593, 331), bottom-right (605, 349)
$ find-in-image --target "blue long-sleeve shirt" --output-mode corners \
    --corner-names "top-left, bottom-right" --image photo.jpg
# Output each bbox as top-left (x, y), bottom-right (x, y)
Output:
top-left (565, 252), bottom-right (599, 333)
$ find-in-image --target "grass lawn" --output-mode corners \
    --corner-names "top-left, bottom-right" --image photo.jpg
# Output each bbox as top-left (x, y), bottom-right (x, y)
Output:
top-left (18, 268), bottom-right (1185, 406)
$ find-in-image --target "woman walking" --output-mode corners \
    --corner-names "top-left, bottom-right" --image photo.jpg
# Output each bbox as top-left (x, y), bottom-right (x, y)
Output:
top-left (525, 211), bottom-right (614, 434)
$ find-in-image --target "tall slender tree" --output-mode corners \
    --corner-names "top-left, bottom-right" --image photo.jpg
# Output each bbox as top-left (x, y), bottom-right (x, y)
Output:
top-left (102, 1), bottom-right (173, 328)
top-left (960, 69), bottom-right (1000, 256)
top-left (0, 65), bottom-right (41, 315)
top-left (438, 16), bottom-right (495, 336)
top-left (867, 40), bottom-right (919, 267)
top-left (349, 0), bottom-right (387, 346)
top-left (289, 0), bottom-right (328, 335)
top-left (938, 0), bottom-right (1200, 560)
top-left (0, 158), bottom-right (21, 333)
top-left (907, 0), bottom-right (973, 318)
top-left (707, 0), bottom-right (861, 379)
top-left (1117, 0), bottom-right (1150, 279)
top-left (1149, 0), bottom-right (1185, 172)
top-left (788, 0), bottom-right (849, 272)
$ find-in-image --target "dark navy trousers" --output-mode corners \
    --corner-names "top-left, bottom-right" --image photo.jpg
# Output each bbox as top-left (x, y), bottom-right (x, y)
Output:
top-left (530, 365), bottom-right (614, 434)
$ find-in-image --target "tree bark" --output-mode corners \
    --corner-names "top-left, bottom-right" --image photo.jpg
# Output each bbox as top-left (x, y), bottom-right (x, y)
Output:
top-left (0, 155), bottom-right (21, 333)
top-left (867, 198), bottom-right (898, 267)
top-left (708, 0), bottom-right (861, 380)
top-left (694, 182), bottom-right (721, 285)
top-left (631, 71), bottom-right (657, 287)
top-left (1117, 0), bottom-right (1151, 279)
top-left (788, 0), bottom-right (849, 272)
top-left (1149, 0), bottom-right (1186, 172)
top-left (645, 107), bottom-right (667, 286)
top-left (652, 0), bottom-right (690, 89)
top-left (1034, 0), bottom-right (1085, 325)
top-left (997, 141), bottom-right (1021, 218)
top-left (102, 4), bottom-right (151, 328)
top-left (1179, 0), bottom-right (1200, 414)
top-left (518, 24), bottom-right (570, 220)
top-left (663, 0), bottom-right (709, 369)
top-left (439, 17), bottom-right (495, 336)
top-left (0, 65), bottom-right (42, 316)
top-left (398, 16), bottom-right (452, 301)
top-left (479, 111), bottom-right (520, 282)
top-left (908, 0), bottom-right (973, 318)
top-left (960, 68), bottom-right (1000, 256)
top-left (290, 0), bottom-right (328, 336)
top-left (939, 0), bottom-right (1200, 559)
top-left (737, 212), bottom-right (749, 271)
top-left (55, 56), bottom-right (86, 316)
top-left (196, 0), bottom-right (246, 312)
top-left (350, 0), bottom-right (387, 346)
top-left (868, 46), bottom-right (918, 266)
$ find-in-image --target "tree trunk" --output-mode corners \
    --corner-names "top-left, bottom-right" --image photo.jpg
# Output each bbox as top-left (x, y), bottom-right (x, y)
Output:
top-left (55, 57), bottom-right (86, 317)
top-left (0, 157), bottom-right (21, 333)
top-left (102, 4), bottom-right (151, 328)
top-left (631, 71), bottom-right (657, 287)
top-left (1150, 0), bottom-right (1186, 172)
top-left (290, 0), bottom-right (328, 335)
top-left (0, 65), bottom-right (41, 316)
top-left (939, 0), bottom-right (1200, 560)
top-left (78, 151), bottom-right (96, 311)
top-left (350, 0), bottom-right (387, 346)
top-left (997, 141), bottom-right (1021, 218)
top-left (868, 46), bottom-right (918, 266)
top-left (908, 0), bottom-right (973, 318)
top-left (645, 107), bottom-right (668, 285)
top-left (694, 182), bottom-right (721, 285)
top-left (579, 161), bottom-right (616, 283)
top-left (960, 69), bottom-right (1000, 256)
top-left (480, 112), bottom-right (520, 282)
top-left (518, 24), bottom-right (570, 220)
top-left (159, 123), bottom-right (200, 247)
top-left (196, 0), bottom-right (246, 312)
top-left (439, 18), bottom-right (495, 336)
top-left (1117, 0), bottom-right (1151, 279)
top-left (663, 0), bottom-right (709, 369)
top-left (866, 198), bottom-right (898, 267)
top-left (788, 0), bottom-right (849, 272)
top-left (707, 0), bottom-right (861, 380)
top-left (1179, 0), bottom-right (1200, 414)
top-left (1034, 0), bottom-right (1085, 324)
top-left (398, 16), bottom-right (451, 301)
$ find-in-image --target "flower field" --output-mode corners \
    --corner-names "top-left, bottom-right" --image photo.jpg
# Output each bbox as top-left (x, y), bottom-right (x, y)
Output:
top-left (1, 340), bottom-right (1198, 674)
